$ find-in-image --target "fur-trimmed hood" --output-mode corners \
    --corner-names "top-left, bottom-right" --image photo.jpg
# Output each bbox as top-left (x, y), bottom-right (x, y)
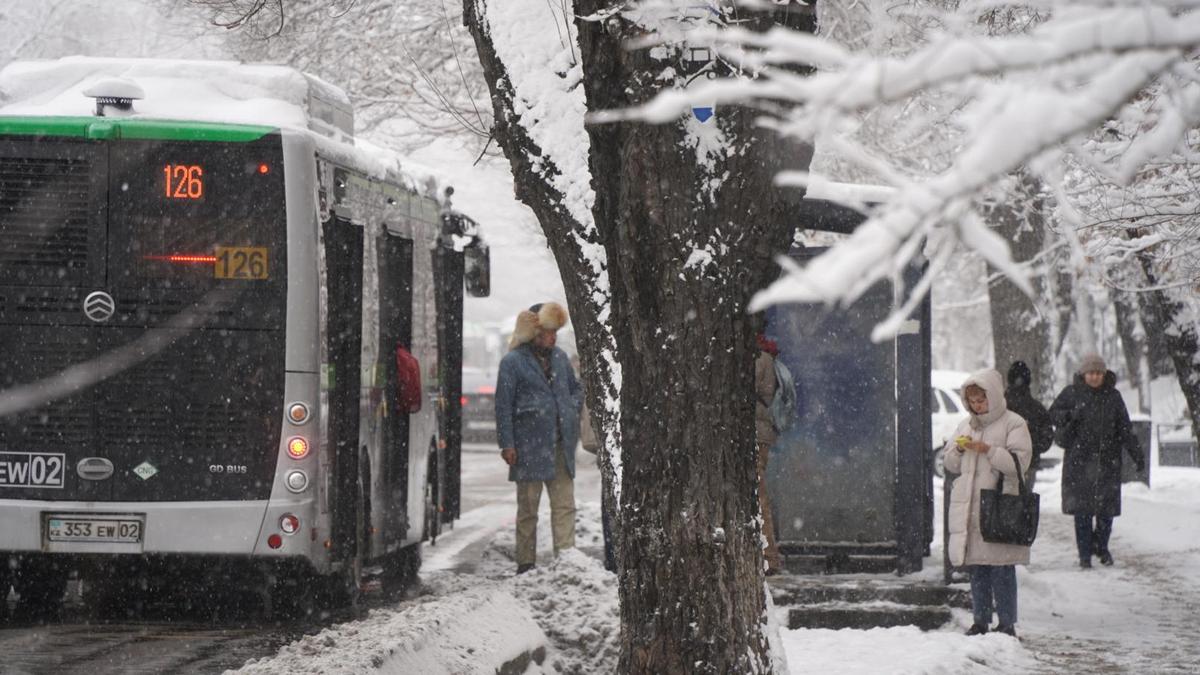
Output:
top-left (509, 301), bottom-right (569, 348)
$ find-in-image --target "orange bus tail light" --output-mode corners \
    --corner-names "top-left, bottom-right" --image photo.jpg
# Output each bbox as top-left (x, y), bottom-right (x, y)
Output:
top-left (286, 437), bottom-right (309, 459)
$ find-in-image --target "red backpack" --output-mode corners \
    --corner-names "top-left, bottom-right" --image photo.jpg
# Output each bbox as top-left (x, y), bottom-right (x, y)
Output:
top-left (395, 345), bottom-right (423, 413)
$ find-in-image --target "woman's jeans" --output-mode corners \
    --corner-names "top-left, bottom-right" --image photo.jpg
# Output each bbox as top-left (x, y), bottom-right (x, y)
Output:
top-left (970, 565), bottom-right (1017, 627)
top-left (1074, 513), bottom-right (1114, 560)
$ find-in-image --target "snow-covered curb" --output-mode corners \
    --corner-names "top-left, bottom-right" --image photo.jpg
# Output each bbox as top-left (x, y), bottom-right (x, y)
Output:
top-left (231, 586), bottom-right (547, 674)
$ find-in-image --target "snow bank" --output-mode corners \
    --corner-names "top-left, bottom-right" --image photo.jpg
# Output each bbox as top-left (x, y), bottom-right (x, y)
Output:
top-left (780, 625), bottom-right (1036, 674)
top-left (471, 502), bottom-right (621, 674)
top-left (231, 586), bottom-right (546, 675)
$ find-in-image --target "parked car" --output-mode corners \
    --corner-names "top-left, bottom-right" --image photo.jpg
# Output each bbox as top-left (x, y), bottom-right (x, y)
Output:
top-left (930, 370), bottom-right (970, 478)
top-left (461, 367), bottom-right (498, 444)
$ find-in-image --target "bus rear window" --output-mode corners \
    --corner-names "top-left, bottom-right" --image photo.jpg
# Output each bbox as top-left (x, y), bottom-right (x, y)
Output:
top-left (108, 138), bottom-right (286, 288)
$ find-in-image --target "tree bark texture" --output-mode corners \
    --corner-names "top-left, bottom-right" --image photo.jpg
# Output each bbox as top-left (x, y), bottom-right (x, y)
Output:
top-left (1135, 289), bottom-right (1178, 379)
top-left (465, 2), bottom-right (814, 672)
top-left (577, 13), bottom-right (798, 673)
top-left (1135, 249), bottom-right (1200, 449)
top-left (985, 173), bottom-right (1055, 401)
top-left (1112, 289), bottom-right (1151, 413)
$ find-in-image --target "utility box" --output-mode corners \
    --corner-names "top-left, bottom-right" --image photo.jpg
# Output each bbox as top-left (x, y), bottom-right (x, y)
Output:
top-left (1121, 416), bottom-right (1152, 486)
top-left (764, 239), bottom-right (932, 575)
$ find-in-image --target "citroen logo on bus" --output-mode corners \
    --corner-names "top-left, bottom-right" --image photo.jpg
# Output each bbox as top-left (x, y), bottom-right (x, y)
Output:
top-left (83, 291), bottom-right (116, 323)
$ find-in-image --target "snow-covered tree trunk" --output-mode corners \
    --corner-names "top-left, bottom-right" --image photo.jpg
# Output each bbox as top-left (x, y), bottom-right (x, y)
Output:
top-left (1135, 251), bottom-right (1200, 449)
top-left (458, 0), bottom-right (624, 551)
top-left (985, 173), bottom-right (1055, 400)
top-left (465, 1), bottom-right (813, 671)
top-left (1113, 289), bottom-right (1151, 412)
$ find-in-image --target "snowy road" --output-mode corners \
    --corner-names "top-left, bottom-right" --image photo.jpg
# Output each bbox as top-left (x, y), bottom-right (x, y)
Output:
top-left (0, 621), bottom-right (306, 674)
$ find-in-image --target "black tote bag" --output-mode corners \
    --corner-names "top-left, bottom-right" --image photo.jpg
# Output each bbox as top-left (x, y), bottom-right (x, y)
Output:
top-left (979, 450), bottom-right (1040, 546)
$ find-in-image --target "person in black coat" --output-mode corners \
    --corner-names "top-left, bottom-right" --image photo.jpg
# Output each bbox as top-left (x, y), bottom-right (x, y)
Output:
top-left (1005, 361), bottom-right (1054, 482)
top-left (1049, 353), bottom-right (1145, 568)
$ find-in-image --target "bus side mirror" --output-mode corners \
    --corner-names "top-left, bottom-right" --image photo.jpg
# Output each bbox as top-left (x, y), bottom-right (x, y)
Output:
top-left (464, 243), bottom-right (490, 298)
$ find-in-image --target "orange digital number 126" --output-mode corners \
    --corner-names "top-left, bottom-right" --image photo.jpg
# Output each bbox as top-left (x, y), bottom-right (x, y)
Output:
top-left (164, 164), bottom-right (204, 199)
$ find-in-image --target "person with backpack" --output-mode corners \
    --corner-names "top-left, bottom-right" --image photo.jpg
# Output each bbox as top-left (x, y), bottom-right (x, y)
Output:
top-left (755, 332), bottom-right (791, 575)
top-left (1005, 361), bottom-right (1054, 483)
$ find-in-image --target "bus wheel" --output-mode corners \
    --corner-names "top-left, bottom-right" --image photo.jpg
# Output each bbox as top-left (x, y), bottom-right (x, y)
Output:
top-left (316, 560), bottom-right (362, 620)
top-left (381, 544), bottom-right (421, 596)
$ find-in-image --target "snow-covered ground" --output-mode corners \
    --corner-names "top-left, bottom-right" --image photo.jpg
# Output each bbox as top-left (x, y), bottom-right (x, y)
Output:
top-left (234, 464), bottom-right (1200, 674)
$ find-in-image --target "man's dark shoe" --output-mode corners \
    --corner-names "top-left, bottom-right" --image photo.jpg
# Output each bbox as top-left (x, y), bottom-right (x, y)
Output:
top-left (1079, 558), bottom-right (1093, 569)
top-left (995, 624), bottom-right (1017, 638)
top-left (965, 623), bottom-right (988, 636)
top-left (516, 563), bottom-right (536, 575)
top-left (1098, 551), bottom-right (1114, 566)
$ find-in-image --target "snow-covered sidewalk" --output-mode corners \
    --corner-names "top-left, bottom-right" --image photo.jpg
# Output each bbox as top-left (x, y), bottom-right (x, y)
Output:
top-left (1016, 467), bottom-right (1200, 673)
top-left (233, 467), bottom-right (1200, 674)
top-left (780, 467), bottom-right (1200, 674)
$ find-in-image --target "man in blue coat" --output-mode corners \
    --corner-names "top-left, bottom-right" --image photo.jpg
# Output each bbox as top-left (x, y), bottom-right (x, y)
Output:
top-left (495, 302), bottom-right (582, 574)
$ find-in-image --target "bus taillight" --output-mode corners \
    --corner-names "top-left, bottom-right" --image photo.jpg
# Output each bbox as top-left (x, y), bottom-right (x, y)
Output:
top-left (287, 402), bottom-right (310, 425)
top-left (279, 514), bottom-right (300, 535)
top-left (286, 437), bottom-right (309, 459)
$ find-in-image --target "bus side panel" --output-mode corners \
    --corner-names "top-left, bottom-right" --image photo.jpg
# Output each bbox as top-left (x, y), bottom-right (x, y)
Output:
top-left (253, 134), bottom-right (325, 568)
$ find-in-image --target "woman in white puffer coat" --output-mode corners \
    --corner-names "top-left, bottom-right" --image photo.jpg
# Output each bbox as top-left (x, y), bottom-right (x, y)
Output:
top-left (943, 369), bottom-right (1033, 638)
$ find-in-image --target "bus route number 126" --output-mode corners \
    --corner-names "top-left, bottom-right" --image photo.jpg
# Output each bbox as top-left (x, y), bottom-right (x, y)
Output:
top-left (214, 246), bottom-right (269, 280)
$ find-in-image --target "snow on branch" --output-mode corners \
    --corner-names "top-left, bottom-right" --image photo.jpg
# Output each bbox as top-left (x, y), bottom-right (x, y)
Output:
top-left (608, 1), bottom-right (1200, 340)
top-left (485, 0), bottom-right (596, 233)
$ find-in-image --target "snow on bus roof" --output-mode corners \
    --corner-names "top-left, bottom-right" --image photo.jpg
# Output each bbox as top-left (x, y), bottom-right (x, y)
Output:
top-left (0, 57), bottom-right (442, 197)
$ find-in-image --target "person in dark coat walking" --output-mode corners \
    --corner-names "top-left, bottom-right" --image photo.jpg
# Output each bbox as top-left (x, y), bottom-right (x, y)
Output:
top-left (1049, 353), bottom-right (1145, 568)
top-left (1005, 361), bottom-right (1054, 483)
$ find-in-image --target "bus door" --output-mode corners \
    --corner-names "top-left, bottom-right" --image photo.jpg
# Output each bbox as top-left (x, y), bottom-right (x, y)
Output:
top-left (434, 245), bottom-right (464, 524)
top-left (378, 234), bottom-right (413, 544)
top-left (0, 136), bottom-right (109, 502)
top-left (323, 215), bottom-right (364, 562)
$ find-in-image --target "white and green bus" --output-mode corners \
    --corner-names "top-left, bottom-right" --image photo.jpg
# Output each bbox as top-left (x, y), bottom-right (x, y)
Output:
top-left (0, 58), bottom-right (488, 617)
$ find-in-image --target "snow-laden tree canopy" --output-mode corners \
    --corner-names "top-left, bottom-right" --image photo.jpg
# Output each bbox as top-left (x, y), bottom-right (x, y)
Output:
top-left (615, 1), bottom-right (1200, 341)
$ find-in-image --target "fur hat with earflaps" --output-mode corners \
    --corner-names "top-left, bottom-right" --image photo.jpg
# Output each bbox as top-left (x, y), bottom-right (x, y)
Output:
top-left (509, 301), bottom-right (569, 348)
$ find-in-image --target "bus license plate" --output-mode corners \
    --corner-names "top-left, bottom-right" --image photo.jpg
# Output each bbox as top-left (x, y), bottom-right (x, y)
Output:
top-left (45, 515), bottom-right (144, 544)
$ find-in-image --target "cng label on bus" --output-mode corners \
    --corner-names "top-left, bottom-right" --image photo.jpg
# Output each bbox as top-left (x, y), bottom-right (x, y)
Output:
top-left (0, 452), bottom-right (66, 489)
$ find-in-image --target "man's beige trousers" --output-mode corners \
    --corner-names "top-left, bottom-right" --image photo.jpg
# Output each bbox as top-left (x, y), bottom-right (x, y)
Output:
top-left (515, 449), bottom-right (576, 566)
